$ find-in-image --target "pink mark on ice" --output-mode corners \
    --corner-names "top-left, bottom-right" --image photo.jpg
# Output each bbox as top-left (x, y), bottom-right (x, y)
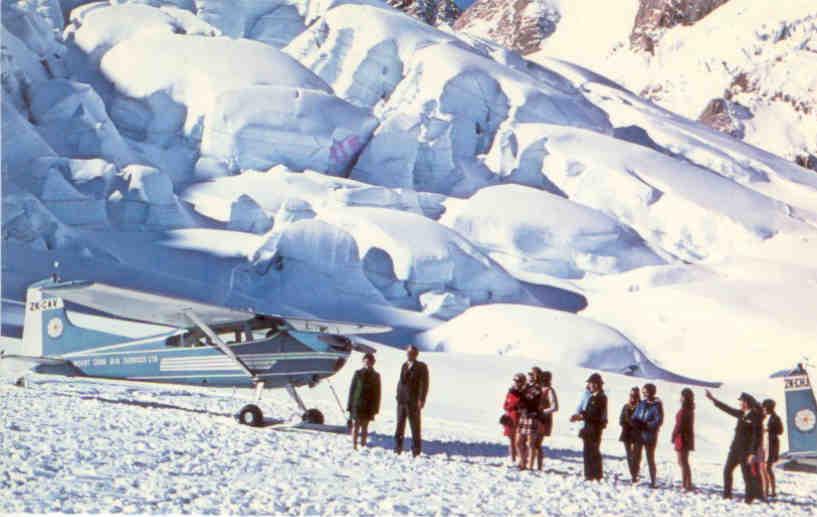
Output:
top-left (329, 135), bottom-right (361, 164)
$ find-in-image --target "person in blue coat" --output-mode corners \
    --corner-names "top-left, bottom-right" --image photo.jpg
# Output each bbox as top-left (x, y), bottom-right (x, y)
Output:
top-left (631, 383), bottom-right (664, 487)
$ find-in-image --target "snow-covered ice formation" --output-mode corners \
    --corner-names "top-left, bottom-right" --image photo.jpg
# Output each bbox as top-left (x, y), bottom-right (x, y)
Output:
top-left (62, 2), bottom-right (378, 183)
top-left (27, 78), bottom-right (135, 166)
top-left (418, 303), bottom-right (642, 366)
top-left (3, 0), bottom-right (817, 394)
top-left (441, 184), bottom-right (664, 279)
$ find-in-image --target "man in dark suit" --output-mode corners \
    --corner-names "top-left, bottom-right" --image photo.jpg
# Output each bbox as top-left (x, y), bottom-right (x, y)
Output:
top-left (705, 390), bottom-right (763, 503)
top-left (570, 372), bottom-right (608, 480)
top-left (395, 345), bottom-right (429, 457)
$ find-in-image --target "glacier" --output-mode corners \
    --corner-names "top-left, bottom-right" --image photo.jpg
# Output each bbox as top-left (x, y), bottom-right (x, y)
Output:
top-left (3, 0), bottom-right (817, 383)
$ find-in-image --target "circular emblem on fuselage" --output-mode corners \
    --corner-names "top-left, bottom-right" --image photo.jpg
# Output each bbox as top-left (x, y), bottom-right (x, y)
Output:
top-left (47, 317), bottom-right (64, 339)
top-left (794, 408), bottom-right (816, 433)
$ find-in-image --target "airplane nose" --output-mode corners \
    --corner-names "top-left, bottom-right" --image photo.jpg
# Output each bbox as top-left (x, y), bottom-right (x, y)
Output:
top-left (333, 357), bottom-right (346, 372)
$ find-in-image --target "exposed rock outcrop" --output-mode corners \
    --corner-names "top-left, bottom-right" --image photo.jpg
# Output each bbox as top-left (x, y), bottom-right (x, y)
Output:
top-left (796, 154), bottom-right (817, 173)
top-left (453, 0), bottom-right (560, 55)
top-left (386, 0), bottom-right (461, 26)
top-left (630, 0), bottom-right (731, 52)
top-left (697, 97), bottom-right (752, 139)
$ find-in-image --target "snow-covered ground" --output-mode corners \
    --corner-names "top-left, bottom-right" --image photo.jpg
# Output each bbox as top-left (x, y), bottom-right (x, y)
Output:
top-left (2, 344), bottom-right (816, 515)
top-left (3, 1), bottom-right (817, 514)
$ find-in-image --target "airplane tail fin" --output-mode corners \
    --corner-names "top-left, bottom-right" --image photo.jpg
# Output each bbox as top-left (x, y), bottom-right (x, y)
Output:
top-left (782, 364), bottom-right (817, 457)
top-left (23, 279), bottom-right (130, 358)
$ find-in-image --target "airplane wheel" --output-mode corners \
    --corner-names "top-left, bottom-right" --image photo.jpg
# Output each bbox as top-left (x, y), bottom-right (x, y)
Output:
top-left (302, 408), bottom-right (324, 425)
top-left (237, 404), bottom-right (263, 427)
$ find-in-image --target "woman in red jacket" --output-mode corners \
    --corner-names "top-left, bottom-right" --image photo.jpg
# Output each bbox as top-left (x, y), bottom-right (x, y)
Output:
top-left (502, 373), bottom-right (526, 465)
top-left (671, 388), bottom-right (695, 491)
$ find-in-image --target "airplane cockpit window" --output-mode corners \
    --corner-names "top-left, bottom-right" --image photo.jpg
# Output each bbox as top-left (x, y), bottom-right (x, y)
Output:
top-left (167, 323), bottom-right (270, 348)
top-left (166, 334), bottom-right (183, 347)
top-left (165, 332), bottom-right (210, 347)
top-left (223, 329), bottom-right (244, 344)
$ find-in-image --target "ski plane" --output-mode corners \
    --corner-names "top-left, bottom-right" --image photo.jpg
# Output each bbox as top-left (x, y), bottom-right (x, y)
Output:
top-left (772, 363), bottom-right (817, 473)
top-left (4, 278), bottom-right (390, 427)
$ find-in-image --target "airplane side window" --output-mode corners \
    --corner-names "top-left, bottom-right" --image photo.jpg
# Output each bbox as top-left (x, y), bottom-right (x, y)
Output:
top-left (226, 330), bottom-right (242, 344)
top-left (219, 331), bottom-right (240, 344)
top-left (167, 333), bottom-right (195, 347)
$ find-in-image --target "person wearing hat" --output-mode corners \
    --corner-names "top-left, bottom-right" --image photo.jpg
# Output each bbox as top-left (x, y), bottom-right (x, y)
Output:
top-left (570, 372), bottom-right (608, 480)
top-left (394, 345), bottom-right (429, 457)
top-left (501, 373), bottom-right (526, 465)
top-left (705, 389), bottom-right (763, 503)
top-left (347, 352), bottom-right (381, 450)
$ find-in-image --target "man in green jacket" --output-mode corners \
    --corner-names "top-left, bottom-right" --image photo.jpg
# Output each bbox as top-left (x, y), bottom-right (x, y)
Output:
top-left (347, 352), bottom-right (381, 449)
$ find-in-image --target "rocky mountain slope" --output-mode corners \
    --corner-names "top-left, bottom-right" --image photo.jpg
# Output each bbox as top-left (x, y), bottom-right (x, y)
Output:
top-left (454, 0), bottom-right (817, 172)
top-left (453, 0), bottom-right (560, 54)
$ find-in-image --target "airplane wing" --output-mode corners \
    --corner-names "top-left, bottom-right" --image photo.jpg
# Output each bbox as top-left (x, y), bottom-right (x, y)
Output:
top-left (42, 281), bottom-right (253, 328)
top-left (277, 317), bottom-right (391, 336)
top-left (42, 281), bottom-right (392, 335)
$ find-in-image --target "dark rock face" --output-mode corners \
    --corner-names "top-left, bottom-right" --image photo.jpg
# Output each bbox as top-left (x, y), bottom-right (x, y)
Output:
top-left (697, 98), bottom-right (752, 139)
top-left (453, 0), bottom-right (560, 55)
top-left (796, 154), bottom-right (817, 173)
top-left (387, 0), bottom-right (462, 26)
top-left (630, 0), bottom-right (731, 52)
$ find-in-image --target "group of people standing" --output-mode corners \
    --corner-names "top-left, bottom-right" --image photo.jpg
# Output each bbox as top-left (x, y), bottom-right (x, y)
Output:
top-left (345, 351), bottom-right (786, 504)
top-left (345, 345), bottom-right (429, 456)
top-left (705, 389), bottom-right (784, 503)
top-left (501, 367), bottom-right (559, 470)
top-left (501, 371), bottom-right (785, 503)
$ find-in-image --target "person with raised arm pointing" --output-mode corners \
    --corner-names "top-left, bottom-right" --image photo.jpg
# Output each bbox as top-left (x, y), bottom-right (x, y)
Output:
top-left (705, 389), bottom-right (763, 503)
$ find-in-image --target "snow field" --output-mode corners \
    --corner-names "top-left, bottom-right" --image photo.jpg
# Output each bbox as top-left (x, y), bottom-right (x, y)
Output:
top-left (2, 346), bottom-right (816, 515)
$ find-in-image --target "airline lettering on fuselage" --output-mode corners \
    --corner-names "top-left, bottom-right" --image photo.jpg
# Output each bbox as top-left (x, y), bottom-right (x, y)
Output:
top-left (785, 376), bottom-right (812, 391)
top-left (73, 355), bottom-right (159, 368)
top-left (28, 298), bottom-right (63, 312)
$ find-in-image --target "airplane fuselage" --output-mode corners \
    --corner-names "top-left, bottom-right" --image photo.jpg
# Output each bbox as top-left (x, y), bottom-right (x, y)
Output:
top-left (51, 331), bottom-right (350, 389)
top-left (16, 279), bottom-right (352, 389)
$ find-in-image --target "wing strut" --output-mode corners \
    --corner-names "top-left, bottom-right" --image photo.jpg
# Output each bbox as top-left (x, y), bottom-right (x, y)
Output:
top-left (285, 383), bottom-right (308, 413)
top-left (183, 309), bottom-right (257, 381)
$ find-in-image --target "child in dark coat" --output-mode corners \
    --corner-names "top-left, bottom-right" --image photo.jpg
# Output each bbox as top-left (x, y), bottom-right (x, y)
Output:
top-left (347, 353), bottom-right (381, 449)
top-left (619, 387), bottom-right (642, 483)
